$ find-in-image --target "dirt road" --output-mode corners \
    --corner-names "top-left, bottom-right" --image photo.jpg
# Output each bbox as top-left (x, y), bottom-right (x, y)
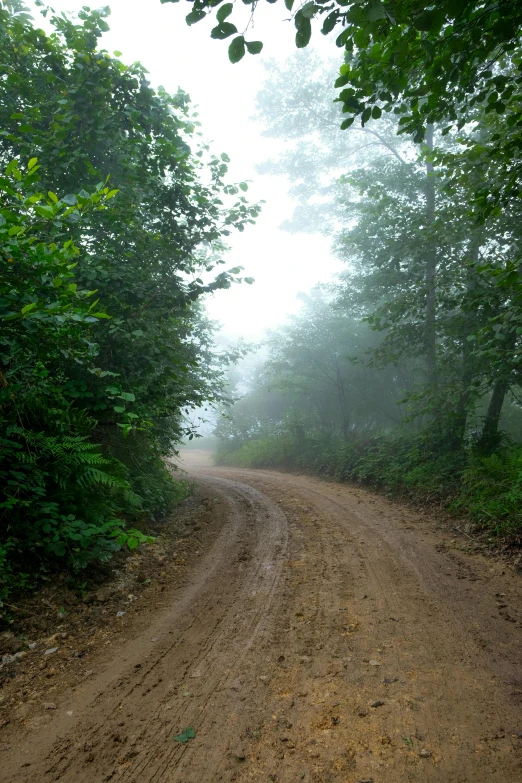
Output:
top-left (3, 453), bottom-right (522, 782)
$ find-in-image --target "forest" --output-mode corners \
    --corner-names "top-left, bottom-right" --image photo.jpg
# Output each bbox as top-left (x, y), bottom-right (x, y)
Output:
top-left (208, 1), bottom-right (522, 541)
top-left (2, 0), bottom-right (522, 603)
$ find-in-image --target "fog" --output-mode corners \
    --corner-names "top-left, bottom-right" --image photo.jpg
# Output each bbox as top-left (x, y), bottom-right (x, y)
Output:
top-left (36, 0), bottom-right (342, 343)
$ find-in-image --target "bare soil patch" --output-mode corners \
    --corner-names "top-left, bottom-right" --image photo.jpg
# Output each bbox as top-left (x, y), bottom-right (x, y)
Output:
top-left (1, 458), bottom-right (521, 782)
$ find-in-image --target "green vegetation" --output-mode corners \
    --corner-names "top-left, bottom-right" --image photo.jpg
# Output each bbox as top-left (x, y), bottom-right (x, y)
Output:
top-left (0, 2), bottom-right (257, 599)
top-left (213, 48), bottom-right (522, 543)
top-left (3, 0), bottom-right (522, 603)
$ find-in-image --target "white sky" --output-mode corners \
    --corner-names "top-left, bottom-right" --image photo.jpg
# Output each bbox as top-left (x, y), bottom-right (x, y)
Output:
top-left (32, 0), bottom-right (343, 343)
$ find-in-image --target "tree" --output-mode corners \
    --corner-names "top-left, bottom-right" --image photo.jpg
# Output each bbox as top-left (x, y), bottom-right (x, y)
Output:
top-left (0, 2), bottom-right (258, 589)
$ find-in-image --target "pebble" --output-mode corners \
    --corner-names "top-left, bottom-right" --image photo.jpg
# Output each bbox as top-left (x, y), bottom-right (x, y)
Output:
top-left (116, 611), bottom-right (126, 618)
top-left (358, 708), bottom-right (368, 717)
top-left (43, 702), bottom-right (56, 711)
top-left (370, 700), bottom-right (385, 708)
top-left (419, 749), bottom-right (432, 758)
top-left (1, 651), bottom-right (25, 665)
top-left (44, 647), bottom-right (58, 656)
top-left (369, 660), bottom-right (381, 666)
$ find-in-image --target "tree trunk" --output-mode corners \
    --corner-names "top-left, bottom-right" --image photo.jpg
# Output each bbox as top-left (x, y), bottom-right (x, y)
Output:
top-left (477, 378), bottom-right (510, 452)
top-left (335, 362), bottom-right (350, 441)
top-left (424, 123), bottom-right (438, 394)
top-left (453, 233), bottom-right (483, 446)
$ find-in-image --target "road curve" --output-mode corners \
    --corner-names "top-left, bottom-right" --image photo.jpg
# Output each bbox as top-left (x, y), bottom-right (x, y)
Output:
top-left (3, 459), bottom-right (522, 782)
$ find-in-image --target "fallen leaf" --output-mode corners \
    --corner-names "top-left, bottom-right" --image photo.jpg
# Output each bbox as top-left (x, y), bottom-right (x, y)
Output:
top-left (174, 727), bottom-right (196, 743)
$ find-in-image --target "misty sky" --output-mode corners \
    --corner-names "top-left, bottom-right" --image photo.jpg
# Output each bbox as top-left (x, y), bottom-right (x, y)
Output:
top-left (32, 0), bottom-right (343, 344)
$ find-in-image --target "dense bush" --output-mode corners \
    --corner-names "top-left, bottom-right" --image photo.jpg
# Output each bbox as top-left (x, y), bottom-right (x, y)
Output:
top-left (0, 4), bottom-right (256, 599)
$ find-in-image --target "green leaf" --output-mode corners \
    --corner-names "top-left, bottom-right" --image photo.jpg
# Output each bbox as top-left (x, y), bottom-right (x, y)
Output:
top-left (21, 302), bottom-right (37, 315)
top-left (228, 36), bottom-right (245, 63)
top-left (27, 157), bottom-right (38, 171)
top-left (113, 405), bottom-right (125, 413)
top-left (245, 40), bottom-right (263, 55)
top-left (211, 22), bottom-right (238, 39)
top-left (361, 107), bottom-right (372, 125)
top-left (322, 11), bottom-right (338, 35)
top-left (300, 2), bottom-right (317, 19)
top-left (414, 8), bottom-right (444, 32)
top-left (366, 1), bottom-right (387, 22)
top-left (48, 191), bottom-right (59, 203)
top-left (120, 392), bottom-right (136, 402)
top-left (295, 15), bottom-right (312, 48)
top-left (91, 312), bottom-right (111, 318)
top-left (186, 9), bottom-right (206, 25)
top-left (216, 3), bottom-right (233, 23)
top-left (174, 727), bottom-right (196, 743)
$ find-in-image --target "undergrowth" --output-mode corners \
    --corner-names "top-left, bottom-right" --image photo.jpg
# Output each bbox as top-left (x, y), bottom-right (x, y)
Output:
top-left (215, 433), bottom-right (522, 542)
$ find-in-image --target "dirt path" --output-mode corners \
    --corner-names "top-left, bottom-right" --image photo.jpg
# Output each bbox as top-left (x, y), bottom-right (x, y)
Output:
top-left (3, 455), bottom-right (522, 782)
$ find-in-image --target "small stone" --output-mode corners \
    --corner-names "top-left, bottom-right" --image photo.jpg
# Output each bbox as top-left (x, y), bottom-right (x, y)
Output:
top-left (116, 611), bottom-right (126, 618)
top-left (358, 779), bottom-right (374, 783)
top-left (231, 748), bottom-right (246, 761)
top-left (419, 749), bottom-right (432, 758)
top-left (358, 708), bottom-right (368, 717)
top-left (369, 660), bottom-right (381, 666)
top-left (258, 675), bottom-right (270, 683)
top-left (94, 588), bottom-right (111, 603)
top-left (44, 647), bottom-right (58, 656)
top-left (370, 700), bottom-right (385, 708)
top-left (43, 702), bottom-right (56, 711)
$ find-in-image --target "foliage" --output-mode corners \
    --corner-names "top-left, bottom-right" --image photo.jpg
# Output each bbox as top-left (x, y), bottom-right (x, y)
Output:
top-left (216, 428), bottom-right (522, 539)
top-left (0, 3), bottom-right (258, 599)
top-left (215, 51), bottom-right (522, 537)
top-left (175, 0), bottom-right (522, 215)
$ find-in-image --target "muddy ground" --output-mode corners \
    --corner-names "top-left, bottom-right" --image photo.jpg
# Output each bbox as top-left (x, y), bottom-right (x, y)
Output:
top-left (1, 450), bottom-right (521, 782)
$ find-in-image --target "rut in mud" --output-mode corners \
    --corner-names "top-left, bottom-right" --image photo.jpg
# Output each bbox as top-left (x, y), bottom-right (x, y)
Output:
top-left (3, 454), bottom-right (522, 783)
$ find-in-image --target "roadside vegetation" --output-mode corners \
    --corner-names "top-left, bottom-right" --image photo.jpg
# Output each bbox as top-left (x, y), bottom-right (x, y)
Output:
top-left (3, 0), bottom-right (522, 605)
top-left (0, 1), bottom-right (258, 601)
top-left (211, 18), bottom-right (522, 545)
